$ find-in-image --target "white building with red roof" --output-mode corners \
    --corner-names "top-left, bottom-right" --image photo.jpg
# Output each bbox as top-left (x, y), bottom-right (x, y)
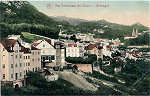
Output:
top-left (66, 43), bottom-right (83, 57)
top-left (32, 39), bottom-right (56, 67)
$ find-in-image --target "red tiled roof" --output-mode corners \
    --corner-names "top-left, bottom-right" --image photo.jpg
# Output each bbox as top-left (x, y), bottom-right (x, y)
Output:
top-left (31, 46), bottom-right (40, 50)
top-left (106, 45), bottom-right (112, 49)
top-left (32, 39), bottom-right (53, 47)
top-left (97, 46), bottom-right (103, 49)
top-left (45, 39), bottom-right (51, 44)
top-left (32, 40), bottom-right (41, 47)
top-left (68, 43), bottom-right (77, 47)
top-left (85, 44), bottom-right (97, 50)
top-left (1, 39), bottom-right (17, 52)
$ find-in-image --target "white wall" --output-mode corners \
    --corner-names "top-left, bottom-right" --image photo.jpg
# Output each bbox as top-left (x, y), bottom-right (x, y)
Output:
top-left (36, 40), bottom-right (56, 56)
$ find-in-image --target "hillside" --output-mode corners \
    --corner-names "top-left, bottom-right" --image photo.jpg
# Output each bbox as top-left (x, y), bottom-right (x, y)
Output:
top-left (0, 1), bottom-right (73, 39)
top-left (0, 1), bottom-right (149, 43)
top-left (58, 71), bottom-right (97, 91)
top-left (51, 16), bottom-right (88, 26)
top-left (124, 32), bottom-right (150, 46)
top-left (76, 20), bottom-right (149, 41)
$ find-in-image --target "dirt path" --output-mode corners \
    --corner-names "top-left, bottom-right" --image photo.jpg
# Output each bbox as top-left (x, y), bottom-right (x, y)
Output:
top-left (58, 71), bottom-right (98, 91)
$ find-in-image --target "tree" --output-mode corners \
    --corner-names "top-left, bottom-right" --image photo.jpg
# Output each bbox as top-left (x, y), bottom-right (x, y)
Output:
top-left (70, 35), bottom-right (77, 42)
top-left (26, 71), bottom-right (48, 88)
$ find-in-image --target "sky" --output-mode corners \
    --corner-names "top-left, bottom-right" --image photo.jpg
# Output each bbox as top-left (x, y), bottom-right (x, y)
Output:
top-left (29, 0), bottom-right (150, 27)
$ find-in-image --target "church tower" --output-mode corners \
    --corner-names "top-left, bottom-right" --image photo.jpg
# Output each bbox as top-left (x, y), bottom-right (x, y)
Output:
top-left (135, 29), bottom-right (138, 37)
top-left (132, 28), bottom-right (136, 36)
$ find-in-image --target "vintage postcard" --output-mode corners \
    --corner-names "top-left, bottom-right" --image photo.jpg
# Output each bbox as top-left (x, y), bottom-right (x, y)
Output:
top-left (0, 0), bottom-right (150, 95)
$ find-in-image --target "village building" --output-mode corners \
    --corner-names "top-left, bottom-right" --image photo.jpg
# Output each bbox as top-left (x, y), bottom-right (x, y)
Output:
top-left (76, 33), bottom-right (94, 42)
top-left (102, 45), bottom-right (112, 57)
top-left (85, 44), bottom-right (103, 59)
top-left (125, 50), bottom-right (143, 60)
top-left (0, 39), bottom-right (24, 86)
top-left (124, 29), bottom-right (138, 40)
top-left (31, 46), bottom-right (41, 72)
top-left (8, 35), bottom-right (31, 48)
top-left (32, 39), bottom-right (56, 67)
top-left (65, 43), bottom-right (84, 57)
top-left (0, 38), bottom-right (41, 87)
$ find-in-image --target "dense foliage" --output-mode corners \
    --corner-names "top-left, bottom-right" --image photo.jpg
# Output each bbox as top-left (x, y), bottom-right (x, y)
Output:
top-left (76, 20), bottom-right (149, 41)
top-left (0, 1), bottom-right (74, 39)
top-left (124, 32), bottom-right (150, 46)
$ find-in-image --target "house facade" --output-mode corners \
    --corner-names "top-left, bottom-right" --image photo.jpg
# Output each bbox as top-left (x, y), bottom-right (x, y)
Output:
top-left (0, 38), bottom-right (41, 87)
top-left (0, 39), bottom-right (25, 84)
top-left (66, 43), bottom-right (80, 57)
top-left (85, 44), bottom-right (103, 59)
top-left (31, 46), bottom-right (41, 72)
top-left (32, 39), bottom-right (56, 67)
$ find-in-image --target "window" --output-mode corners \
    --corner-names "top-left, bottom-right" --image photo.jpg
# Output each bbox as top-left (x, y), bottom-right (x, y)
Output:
top-left (20, 63), bottom-right (22, 67)
top-left (15, 73), bottom-right (18, 80)
top-left (20, 55), bottom-right (22, 59)
top-left (38, 52), bottom-right (40, 55)
top-left (3, 74), bottom-right (5, 79)
top-left (15, 55), bottom-right (17, 59)
top-left (11, 74), bottom-right (13, 78)
top-left (42, 57), bottom-right (45, 61)
top-left (43, 44), bottom-right (45, 47)
top-left (51, 55), bottom-right (55, 60)
top-left (68, 49), bottom-right (70, 52)
top-left (2, 55), bottom-right (5, 60)
top-left (20, 72), bottom-right (22, 77)
top-left (15, 64), bottom-right (17, 67)
top-left (28, 56), bottom-right (30, 59)
top-left (33, 68), bottom-right (34, 72)
top-left (3, 48), bottom-right (5, 51)
top-left (26, 56), bottom-right (27, 59)
top-left (32, 59), bottom-right (34, 62)
top-left (28, 63), bottom-right (30, 66)
top-left (11, 64), bottom-right (13, 68)
top-left (38, 58), bottom-right (40, 61)
top-left (46, 56), bottom-right (49, 60)
top-left (2, 64), bottom-right (5, 68)
top-left (32, 52), bottom-right (34, 55)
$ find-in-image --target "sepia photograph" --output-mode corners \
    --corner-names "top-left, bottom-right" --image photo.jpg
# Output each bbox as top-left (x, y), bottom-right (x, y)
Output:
top-left (0, 0), bottom-right (150, 95)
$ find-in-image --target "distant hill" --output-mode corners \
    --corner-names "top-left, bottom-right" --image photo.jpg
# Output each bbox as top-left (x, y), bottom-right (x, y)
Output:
top-left (51, 16), bottom-right (88, 26)
top-left (75, 19), bottom-right (149, 41)
top-left (0, 1), bottom-right (72, 39)
top-left (0, 1), bottom-right (149, 44)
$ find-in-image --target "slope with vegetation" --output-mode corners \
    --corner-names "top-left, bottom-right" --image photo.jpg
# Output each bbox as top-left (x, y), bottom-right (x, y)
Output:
top-left (0, 1), bottom-right (149, 45)
top-left (0, 1), bottom-right (74, 39)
